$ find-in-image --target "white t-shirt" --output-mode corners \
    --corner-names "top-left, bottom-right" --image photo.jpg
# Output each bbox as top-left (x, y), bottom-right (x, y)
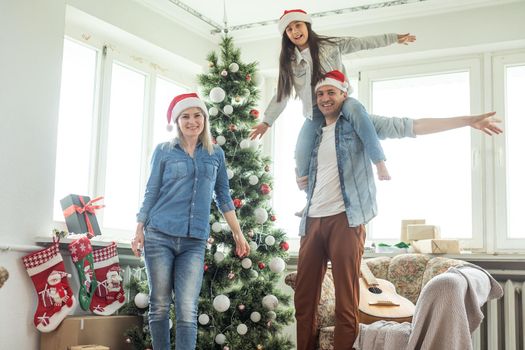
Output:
top-left (308, 121), bottom-right (346, 217)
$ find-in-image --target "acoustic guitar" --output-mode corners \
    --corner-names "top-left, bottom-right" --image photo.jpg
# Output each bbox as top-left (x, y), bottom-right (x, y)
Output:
top-left (358, 261), bottom-right (415, 324)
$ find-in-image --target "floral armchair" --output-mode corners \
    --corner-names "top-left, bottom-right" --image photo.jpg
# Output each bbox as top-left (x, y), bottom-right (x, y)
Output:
top-left (284, 253), bottom-right (466, 350)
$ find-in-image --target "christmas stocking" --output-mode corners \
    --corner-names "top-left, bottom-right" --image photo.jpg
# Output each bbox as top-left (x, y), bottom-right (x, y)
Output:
top-left (68, 236), bottom-right (97, 310)
top-left (90, 242), bottom-right (126, 315)
top-left (22, 239), bottom-right (76, 332)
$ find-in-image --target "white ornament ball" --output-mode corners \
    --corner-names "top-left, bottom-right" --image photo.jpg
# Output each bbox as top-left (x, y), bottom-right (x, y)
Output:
top-left (229, 62), bottom-right (239, 73)
top-left (250, 311), bottom-right (262, 323)
top-left (221, 69), bottom-right (228, 77)
top-left (267, 311), bottom-right (277, 320)
top-left (249, 269), bottom-right (259, 279)
top-left (264, 235), bottom-right (276, 246)
top-left (134, 292), bottom-right (149, 308)
top-left (254, 208), bottom-right (268, 224)
top-left (169, 318), bottom-right (173, 329)
top-left (250, 139), bottom-right (260, 150)
top-left (198, 314), bottom-right (210, 325)
top-left (210, 87), bottom-right (226, 103)
top-left (241, 258), bottom-right (252, 269)
top-left (215, 333), bottom-right (226, 345)
top-left (212, 222), bottom-right (223, 233)
top-left (262, 294), bottom-right (279, 310)
top-left (216, 135), bottom-right (226, 146)
top-left (209, 107), bottom-right (219, 116)
top-left (248, 175), bottom-right (259, 185)
top-left (269, 257), bottom-right (286, 273)
top-left (236, 323), bottom-right (248, 335)
top-left (213, 294), bottom-right (231, 312)
top-left (249, 241), bottom-right (258, 252)
top-left (243, 88), bottom-right (250, 97)
top-left (239, 139), bottom-right (251, 149)
top-left (223, 104), bottom-right (233, 115)
top-left (226, 168), bottom-right (234, 180)
top-left (214, 251), bottom-right (225, 263)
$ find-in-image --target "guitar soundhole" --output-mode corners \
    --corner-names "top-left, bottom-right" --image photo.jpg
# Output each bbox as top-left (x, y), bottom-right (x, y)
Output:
top-left (368, 287), bottom-right (383, 294)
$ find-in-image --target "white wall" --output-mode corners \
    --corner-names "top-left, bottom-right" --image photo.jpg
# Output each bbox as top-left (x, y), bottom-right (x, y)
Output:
top-left (0, 1), bottom-right (65, 348)
top-left (0, 0), bottom-right (212, 348)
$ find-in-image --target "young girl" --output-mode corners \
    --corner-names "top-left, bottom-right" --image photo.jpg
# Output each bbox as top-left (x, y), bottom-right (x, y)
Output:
top-left (249, 9), bottom-right (415, 179)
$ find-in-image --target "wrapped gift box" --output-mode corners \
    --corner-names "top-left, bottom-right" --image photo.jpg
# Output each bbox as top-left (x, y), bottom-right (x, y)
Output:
top-left (41, 315), bottom-right (141, 350)
top-left (406, 224), bottom-right (440, 241)
top-left (60, 194), bottom-right (104, 237)
top-left (400, 219), bottom-right (426, 242)
top-left (412, 239), bottom-right (460, 254)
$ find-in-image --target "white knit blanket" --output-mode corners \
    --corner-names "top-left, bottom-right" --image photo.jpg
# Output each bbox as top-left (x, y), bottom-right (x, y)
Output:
top-left (353, 265), bottom-right (503, 350)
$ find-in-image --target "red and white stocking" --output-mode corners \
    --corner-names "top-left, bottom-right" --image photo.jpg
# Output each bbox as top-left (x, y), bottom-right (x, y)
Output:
top-left (90, 242), bottom-right (126, 315)
top-left (22, 240), bottom-right (76, 332)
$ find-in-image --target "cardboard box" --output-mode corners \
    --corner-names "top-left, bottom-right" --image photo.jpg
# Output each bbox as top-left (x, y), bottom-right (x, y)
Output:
top-left (406, 224), bottom-right (440, 241)
top-left (412, 239), bottom-right (460, 254)
top-left (60, 194), bottom-right (104, 237)
top-left (40, 315), bottom-right (141, 350)
top-left (69, 346), bottom-right (110, 350)
top-left (400, 219), bottom-right (426, 242)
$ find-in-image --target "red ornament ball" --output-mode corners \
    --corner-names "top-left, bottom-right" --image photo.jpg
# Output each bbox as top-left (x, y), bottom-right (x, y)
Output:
top-left (204, 264), bottom-right (208, 272)
top-left (270, 215), bottom-right (277, 222)
top-left (260, 183), bottom-right (271, 195)
top-left (246, 73), bottom-right (251, 81)
top-left (280, 241), bottom-right (289, 251)
top-left (250, 109), bottom-right (260, 119)
top-left (258, 262), bottom-right (266, 270)
top-left (233, 198), bottom-right (243, 208)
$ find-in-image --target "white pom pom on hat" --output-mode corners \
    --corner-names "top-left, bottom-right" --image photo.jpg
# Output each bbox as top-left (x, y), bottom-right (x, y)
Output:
top-left (166, 92), bottom-right (208, 131)
top-left (314, 70), bottom-right (353, 94)
top-left (278, 9), bottom-right (312, 35)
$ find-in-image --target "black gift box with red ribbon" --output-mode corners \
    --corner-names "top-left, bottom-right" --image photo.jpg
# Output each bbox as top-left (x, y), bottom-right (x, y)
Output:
top-left (60, 194), bottom-right (104, 238)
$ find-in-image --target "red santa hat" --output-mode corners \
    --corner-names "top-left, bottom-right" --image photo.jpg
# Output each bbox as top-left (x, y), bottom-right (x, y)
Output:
top-left (278, 9), bottom-right (312, 35)
top-left (314, 70), bottom-right (352, 94)
top-left (166, 93), bottom-right (208, 131)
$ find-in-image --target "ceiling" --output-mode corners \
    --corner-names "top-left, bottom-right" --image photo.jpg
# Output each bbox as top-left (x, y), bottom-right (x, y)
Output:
top-left (134, 0), bottom-right (516, 42)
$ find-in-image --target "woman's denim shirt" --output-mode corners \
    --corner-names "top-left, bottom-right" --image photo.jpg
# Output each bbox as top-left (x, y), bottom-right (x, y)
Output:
top-left (299, 111), bottom-right (415, 235)
top-left (137, 140), bottom-right (234, 239)
top-left (263, 33), bottom-right (398, 126)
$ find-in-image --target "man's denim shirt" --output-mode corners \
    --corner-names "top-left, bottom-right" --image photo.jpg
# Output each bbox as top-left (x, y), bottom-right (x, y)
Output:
top-left (299, 111), bottom-right (415, 236)
top-left (137, 140), bottom-right (234, 240)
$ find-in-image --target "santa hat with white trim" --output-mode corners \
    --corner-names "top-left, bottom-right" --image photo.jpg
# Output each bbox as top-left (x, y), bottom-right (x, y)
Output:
top-left (166, 93), bottom-right (208, 131)
top-left (315, 70), bottom-right (353, 94)
top-left (278, 9), bottom-right (312, 35)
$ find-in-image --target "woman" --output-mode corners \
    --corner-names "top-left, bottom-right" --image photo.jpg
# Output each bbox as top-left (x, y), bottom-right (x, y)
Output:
top-left (250, 9), bottom-right (416, 178)
top-left (132, 93), bottom-right (250, 349)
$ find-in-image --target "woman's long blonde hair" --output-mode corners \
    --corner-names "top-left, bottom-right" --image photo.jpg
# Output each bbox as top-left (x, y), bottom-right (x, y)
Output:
top-left (173, 107), bottom-right (214, 154)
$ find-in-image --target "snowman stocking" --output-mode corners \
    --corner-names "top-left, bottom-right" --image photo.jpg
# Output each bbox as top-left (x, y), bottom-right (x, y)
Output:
top-left (22, 239), bottom-right (76, 332)
top-left (90, 242), bottom-right (126, 315)
top-left (68, 236), bottom-right (97, 310)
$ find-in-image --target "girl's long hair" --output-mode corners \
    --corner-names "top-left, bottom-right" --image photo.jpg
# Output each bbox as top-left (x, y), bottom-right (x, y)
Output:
top-left (276, 23), bottom-right (337, 102)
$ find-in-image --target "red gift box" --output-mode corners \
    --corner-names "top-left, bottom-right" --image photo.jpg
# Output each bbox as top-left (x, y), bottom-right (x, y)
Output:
top-left (60, 195), bottom-right (104, 238)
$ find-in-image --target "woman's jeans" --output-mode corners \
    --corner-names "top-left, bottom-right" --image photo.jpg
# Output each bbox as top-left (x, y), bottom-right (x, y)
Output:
top-left (144, 229), bottom-right (206, 350)
top-left (295, 98), bottom-right (379, 177)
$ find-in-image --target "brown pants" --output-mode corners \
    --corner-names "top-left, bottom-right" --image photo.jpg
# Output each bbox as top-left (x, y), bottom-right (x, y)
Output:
top-left (295, 212), bottom-right (366, 350)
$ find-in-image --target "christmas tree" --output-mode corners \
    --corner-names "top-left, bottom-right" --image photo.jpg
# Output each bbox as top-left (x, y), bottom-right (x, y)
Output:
top-left (122, 36), bottom-right (294, 350)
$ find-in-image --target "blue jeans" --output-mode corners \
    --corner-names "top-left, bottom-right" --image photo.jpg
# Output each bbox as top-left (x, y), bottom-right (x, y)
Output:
top-left (144, 229), bottom-right (206, 350)
top-left (295, 97), bottom-right (385, 177)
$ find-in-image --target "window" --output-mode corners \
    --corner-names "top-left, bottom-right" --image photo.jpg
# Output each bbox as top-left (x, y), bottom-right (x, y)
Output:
top-left (53, 39), bottom-right (98, 221)
top-left (54, 36), bottom-right (190, 240)
top-left (494, 52), bottom-right (525, 249)
top-left (369, 72), bottom-right (473, 241)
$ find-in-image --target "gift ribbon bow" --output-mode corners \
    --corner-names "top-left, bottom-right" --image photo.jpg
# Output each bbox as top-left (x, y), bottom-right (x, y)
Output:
top-left (63, 196), bottom-right (105, 238)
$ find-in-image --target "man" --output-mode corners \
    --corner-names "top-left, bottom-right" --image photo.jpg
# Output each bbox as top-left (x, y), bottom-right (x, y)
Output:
top-left (293, 70), bottom-right (502, 350)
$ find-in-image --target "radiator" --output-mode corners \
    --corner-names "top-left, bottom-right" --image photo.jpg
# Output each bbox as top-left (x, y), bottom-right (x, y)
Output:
top-left (473, 280), bottom-right (524, 350)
